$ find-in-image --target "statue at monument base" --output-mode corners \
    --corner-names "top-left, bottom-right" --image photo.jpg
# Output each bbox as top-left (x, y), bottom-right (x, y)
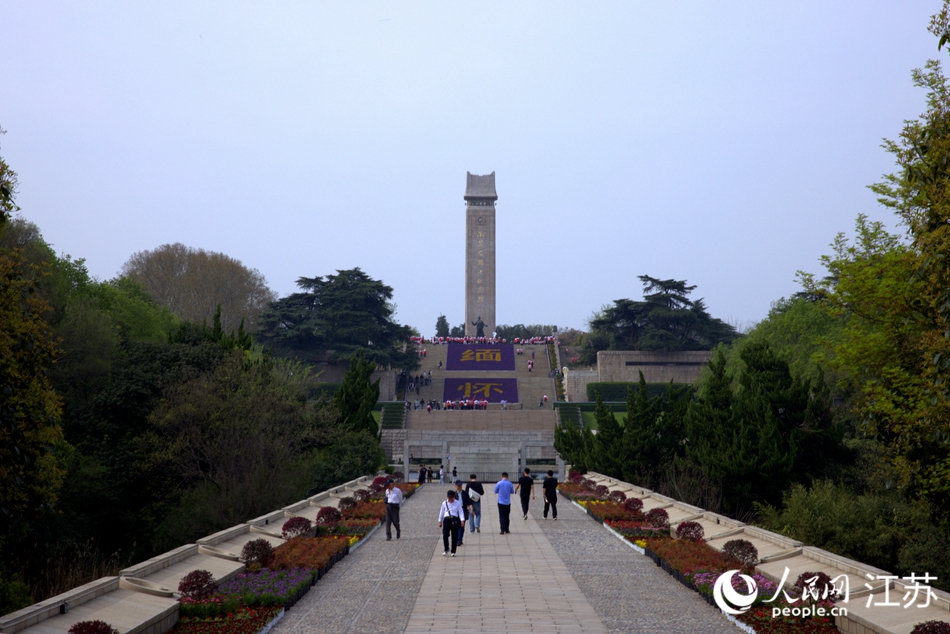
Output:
top-left (471, 316), bottom-right (486, 338)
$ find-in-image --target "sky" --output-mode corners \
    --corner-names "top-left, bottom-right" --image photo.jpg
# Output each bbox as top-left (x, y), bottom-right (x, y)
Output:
top-left (1, 1), bottom-right (943, 335)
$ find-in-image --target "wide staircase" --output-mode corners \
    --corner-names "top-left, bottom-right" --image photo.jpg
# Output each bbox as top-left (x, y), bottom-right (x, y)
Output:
top-left (405, 343), bottom-right (557, 411)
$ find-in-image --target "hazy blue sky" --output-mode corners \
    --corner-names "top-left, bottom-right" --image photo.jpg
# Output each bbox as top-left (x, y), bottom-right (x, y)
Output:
top-left (1, 2), bottom-right (942, 334)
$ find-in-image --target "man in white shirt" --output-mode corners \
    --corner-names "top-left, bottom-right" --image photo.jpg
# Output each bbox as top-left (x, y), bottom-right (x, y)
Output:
top-left (438, 490), bottom-right (463, 556)
top-left (385, 479), bottom-right (403, 541)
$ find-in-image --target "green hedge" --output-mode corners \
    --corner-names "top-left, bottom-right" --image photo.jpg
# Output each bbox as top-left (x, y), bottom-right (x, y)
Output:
top-left (585, 382), bottom-right (692, 402)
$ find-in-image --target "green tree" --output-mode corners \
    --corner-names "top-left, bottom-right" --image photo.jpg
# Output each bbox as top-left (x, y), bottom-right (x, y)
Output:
top-left (435, 314), bottom-right (450, 338)
top-left (0, 249), bottom-right (67, 547)
top-left (150, 354), bottom-right (333, 543)
top-left (585, 275), bottom-right (737, 361)
top-left (449, 323), bottom-right (465, 337)
top-left (309, 430), bottom-right (385, 495)
top-left (332, 351), bottom-right (380, 436)
top-left (584, 392), bottom-right (624, 475)
top-left (257, 268), bottom-right (418, 371)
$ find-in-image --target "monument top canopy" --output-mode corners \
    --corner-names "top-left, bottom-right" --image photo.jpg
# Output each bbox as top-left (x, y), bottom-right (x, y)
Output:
top-left (464, 171), bottom-right (498, 201)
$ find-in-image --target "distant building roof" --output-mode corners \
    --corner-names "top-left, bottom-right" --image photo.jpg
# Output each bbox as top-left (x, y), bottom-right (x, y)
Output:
top-left (464, 172), bottom-right (497, 201)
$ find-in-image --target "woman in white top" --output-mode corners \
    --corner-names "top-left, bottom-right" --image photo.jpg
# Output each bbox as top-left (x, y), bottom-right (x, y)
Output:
top-left (438, 490), bottom-right (464, 556)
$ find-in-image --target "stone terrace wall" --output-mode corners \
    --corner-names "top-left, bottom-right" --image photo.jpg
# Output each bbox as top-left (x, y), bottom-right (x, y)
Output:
top-left (596, 351), bottom-right (711, 384)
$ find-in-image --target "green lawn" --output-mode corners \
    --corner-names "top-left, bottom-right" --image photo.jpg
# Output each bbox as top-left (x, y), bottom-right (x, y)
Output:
top-left (581, 411), bottom-right (625, 430)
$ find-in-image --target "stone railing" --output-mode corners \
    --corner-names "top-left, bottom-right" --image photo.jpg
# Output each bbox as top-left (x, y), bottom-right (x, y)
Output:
top-left (581, 471), bottom-right (950, 634)
top-left (0, 475), bottom-right (374, 634)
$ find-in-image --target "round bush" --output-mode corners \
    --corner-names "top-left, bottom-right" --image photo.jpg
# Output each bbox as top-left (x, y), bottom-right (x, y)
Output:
top-left (608, 490), bottom-right (627, 503)
top-left (178, 569), bottom-right (216, 600)
top-left (240, 538), bottom-right (275, 567)
top-left (372, 476), bottom-right (389, 489)
top-left (391, 471), bottom-right (404, 481)
top-left (912, 622), bottom-right (950, 634)
top-left (723, 539), bottom-right (759, 567)
top-left (676, 521), bottom-right (704, 541)
top-left (338, 496), bottom-right (357, 512)
top-left (354, 489), bottom-right (371, 503)
top-left (793, 571), bottom-right (840, 602)
top-left (282, 516), bottom-right (313, 539)
top-left (645, 507), bottom-right (670, 529)
top-left (68, 621), bottom-right (119, 634)
top-left (623, 497), bottom-right (644, 513)
top-left (568, 471), bottom-right (583, 483)
top-left (595, 485), bottom-right (610, 498)
top-left (316, 506), bottom-right (342, 526)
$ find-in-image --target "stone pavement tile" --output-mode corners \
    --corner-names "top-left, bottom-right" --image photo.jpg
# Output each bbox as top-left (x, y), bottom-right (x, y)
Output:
top-left (404, 490), bottom-right (609, 634)
top-left (269, 484), bottom-right (446, 634)
top-left (532, 497), bottom-right (740, 634)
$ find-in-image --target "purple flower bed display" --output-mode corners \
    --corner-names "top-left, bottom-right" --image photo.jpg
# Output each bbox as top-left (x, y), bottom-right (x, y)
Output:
top-left (445, 344), bottom-right (516, 371)
top-left (442, 378), bottom-right (518, 403)
top-left (217, 568), bottom-right (314, 608)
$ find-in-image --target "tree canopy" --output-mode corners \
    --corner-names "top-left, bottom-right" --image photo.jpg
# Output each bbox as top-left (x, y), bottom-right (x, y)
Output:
top-left (256, 267), bottom-right (417, 370)
top-left (121, 242), bottom-right (276, 333)
top-left (584, 275), bottom-right (738, 359)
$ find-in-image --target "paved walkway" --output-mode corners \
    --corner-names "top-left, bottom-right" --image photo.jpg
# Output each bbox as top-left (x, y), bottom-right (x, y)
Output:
top-left (270, 484), bottom-right (736, 634)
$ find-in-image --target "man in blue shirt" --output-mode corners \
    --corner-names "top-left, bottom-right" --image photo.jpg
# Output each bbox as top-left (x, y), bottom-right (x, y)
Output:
top-left (493, 472), bottom-right (515, 534)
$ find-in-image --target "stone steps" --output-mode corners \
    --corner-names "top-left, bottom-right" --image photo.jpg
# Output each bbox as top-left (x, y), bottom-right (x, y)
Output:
top-left (407, 343), bottom-right (556, 407)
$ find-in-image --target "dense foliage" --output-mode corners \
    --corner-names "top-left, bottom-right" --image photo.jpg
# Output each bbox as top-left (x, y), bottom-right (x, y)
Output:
top-left (256, 267), bottom-right (418, 371)
top-left (582, 275), bottom-right (738, 361)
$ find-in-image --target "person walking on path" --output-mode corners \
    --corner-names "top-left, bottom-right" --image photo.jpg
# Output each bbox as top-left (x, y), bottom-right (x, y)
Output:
top-left (418, 464), bottom-right (426, 486)
top-left (466, 473), bottom-right (484, 534)
top-left (515, 468), bottom-right (535, 520)
top-left (385, 480), bottom-right (403, 540)
top-left (453, 480), bottom-right (471, 546)
top-left (494, 472), bottom-right (515, 534)
top-left (439, 465), bottom-right (445, 484)
top-left (542, 470), bottom-right (558, 520)
top-left (438, 490), bottom-right (464, 556)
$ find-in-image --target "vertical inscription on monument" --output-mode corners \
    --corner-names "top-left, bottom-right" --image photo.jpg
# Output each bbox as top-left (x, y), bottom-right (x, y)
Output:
top-left (464, 172), bottom-right (497, 337)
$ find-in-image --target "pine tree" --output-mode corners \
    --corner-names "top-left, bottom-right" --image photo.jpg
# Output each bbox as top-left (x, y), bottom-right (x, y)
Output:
top-left (332, 351), bottom-right (380, 435)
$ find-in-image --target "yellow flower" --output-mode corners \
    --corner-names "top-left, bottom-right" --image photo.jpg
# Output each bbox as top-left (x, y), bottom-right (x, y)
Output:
top-left (635, 539), bottom-right (647, 548)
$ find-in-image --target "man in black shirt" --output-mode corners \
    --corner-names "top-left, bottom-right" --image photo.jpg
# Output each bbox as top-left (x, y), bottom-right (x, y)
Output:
top-left (465, 473), bottom-right (485, 534)
top-left (542, 469), bottom-right (559, 520)
top-left (514, 468), bottom-right (535, 520)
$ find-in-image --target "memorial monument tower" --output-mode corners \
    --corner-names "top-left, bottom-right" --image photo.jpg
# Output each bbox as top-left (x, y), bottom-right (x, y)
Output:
top-left (464, 172), bottom-right (497, 337)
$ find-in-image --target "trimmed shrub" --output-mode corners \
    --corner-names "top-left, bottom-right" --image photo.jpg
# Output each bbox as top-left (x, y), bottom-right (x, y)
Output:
top-left (646, 507), bottom-right (670, 529)
top-left (608, 490), bottom-right (627, 503)
top-left (676, 521), bottom-right (704, 542)
top-left (793, 571), bottom-right (840, 602)
top-left (354, 489), bottom-right (371, 503)
top-left (372, 476), bottom-right (389, 489)
top-left (178, 569), bottom-right (216, 600)
top-left (912, 622), bottom-right (950, 634)
top-left (623, 497), bottom-right (644, 513)
top-left (586, 382), bottom-right (692, 402)
top-left (241, 539), bottom-right (275, 568)
top-left (723, 539), bottom-right (758, 567)
top-left (338, 496), bottom-right (357, 512)
top-left (568, 471), bottom-right (583, 483)
top-left (68, 622), bottom-right (119, 634)
top-left (282, 516), bottom-right (313, 539)
top-left (316, 506), bottom-right (342, 526)
top-left (391, 471), bottom-right (404, 481)
top-left (595, 485), bottom-right (610, 498)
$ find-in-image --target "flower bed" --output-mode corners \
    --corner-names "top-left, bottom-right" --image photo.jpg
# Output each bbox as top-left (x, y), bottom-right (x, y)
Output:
top-left (342, 500), bottom-right (386, 521)
top-left (270, 536), bottom-right (349, 572)
top-left (169, 606), bottom-right (282, 634)
top-left (606, 519), bottom-right (670, 539)
top-left (579, 500), bottom-right (640, 523)
top-left (641, 539), bottom-right (838, 633)
top-left (218, 568), bottom-right (314, 608)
